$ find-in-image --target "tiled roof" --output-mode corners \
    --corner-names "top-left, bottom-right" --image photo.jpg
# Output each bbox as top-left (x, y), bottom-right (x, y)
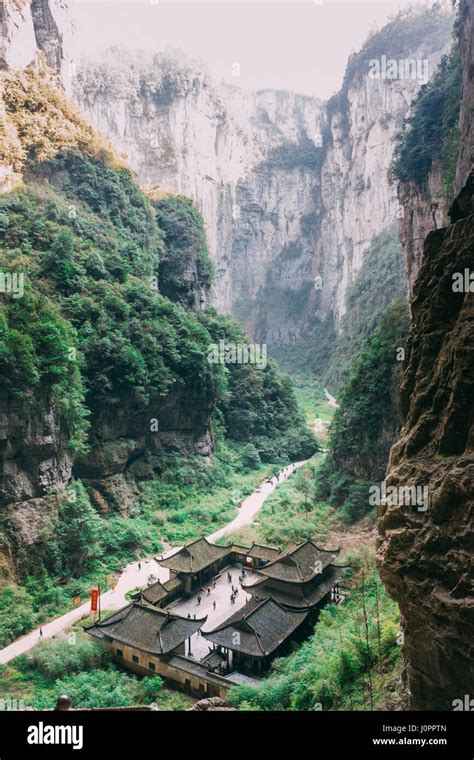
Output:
top-left (139, 576), bottom-right (183, 606)
top-left (139, 581), bottom-right (168, 605)
top-left (244, 565), bottom-right (344, 609)
top-left (86, 603), bottom-right (206, 655)
top-left (202, 597), bottom-right (308, 658)
top-left (257, 540), bottom-right (340, 583)
top-left (201, 649), bottom-right (227, 670)
top-left (167, 655), bottom-right (231, 686)
top-left (247, 543), bottom-right (281, 561)
top-left (157, 537), bottom-right (230, 574)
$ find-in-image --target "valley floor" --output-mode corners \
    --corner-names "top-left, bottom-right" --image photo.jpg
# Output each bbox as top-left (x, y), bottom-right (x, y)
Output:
top-left (0, 382), bottom-right (402, 712)
top-left (0, 463), bottom-right (306, 665)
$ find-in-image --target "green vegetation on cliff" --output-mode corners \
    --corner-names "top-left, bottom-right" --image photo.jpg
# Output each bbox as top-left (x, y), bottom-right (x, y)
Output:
top-left (155, 193), bottom-right (214, 303)
top-left (0, 69), bottom-right (315, 457)
top-left (315, 301), bottom-right (409, 523)
top-left (199, 308), bottom-right (318, 463)
top-left (0, 69), bottom-right (317, 645)
top-left (390, 44), bottom-right (462, 197)
top-left (325, 226), bottom-right (406, 392)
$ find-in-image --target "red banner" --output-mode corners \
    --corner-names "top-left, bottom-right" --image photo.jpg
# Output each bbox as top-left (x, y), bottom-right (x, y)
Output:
top-left (90, 588), bottom-right (99, 612)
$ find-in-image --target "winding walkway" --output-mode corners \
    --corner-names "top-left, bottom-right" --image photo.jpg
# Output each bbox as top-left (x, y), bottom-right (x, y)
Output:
top-left (0, 460), bottom-right (306, 665)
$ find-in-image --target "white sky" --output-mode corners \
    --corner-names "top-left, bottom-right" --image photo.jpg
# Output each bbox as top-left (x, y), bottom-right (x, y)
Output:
top-left (70, 0), bottom-right (443, 99)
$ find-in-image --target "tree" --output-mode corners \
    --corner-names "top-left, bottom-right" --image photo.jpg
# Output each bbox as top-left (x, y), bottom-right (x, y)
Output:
top-left (56, 481), bottom-right (103, 576)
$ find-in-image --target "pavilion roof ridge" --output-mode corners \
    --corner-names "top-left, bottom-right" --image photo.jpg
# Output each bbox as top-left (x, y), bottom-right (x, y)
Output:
top-left (308, 538), bottom-right (341, 554)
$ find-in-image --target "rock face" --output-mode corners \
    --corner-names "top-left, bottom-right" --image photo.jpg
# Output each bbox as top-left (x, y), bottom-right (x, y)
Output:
top-left (75, 13), bottom-right (452, 350)
top-left (378, 0), bottom-right (474, 711)
top-left (0, 0), bottom-right (72, 79)
top-left (0, 0), bottom-right (73, 579)
top-left (0, 395), bottom-right (72, 579)
top-left (455, 0), bottom-right (474, 195)
top-left (187, 697), bottom-right (235, 711)
top-left (74, 386), bottom-right (215, 515)
top-left (397, 169), bottom-right (449, 303)
top-left (74, 56), bottom-right (324, 338)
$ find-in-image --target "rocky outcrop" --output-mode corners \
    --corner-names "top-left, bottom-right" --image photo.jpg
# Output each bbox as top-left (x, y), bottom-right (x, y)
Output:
top-left (378, 0), bottom-right (474, 711)
top-left (187, 697), bottom-right (235, 711)
top-left (75, 10), bottom-right (453, 351)
top-left (398, 168), bottom-right (449, 302)
top-left (0, 0), bottom-right (71, 79)
top-left (455, 0), bottom-right (474, 194)
top-left (75, 386), bottom-right (215, 514)
top-left (377, 201), bottom-right (474, 710)
top-left (0, 394), bottom-right (72, 578)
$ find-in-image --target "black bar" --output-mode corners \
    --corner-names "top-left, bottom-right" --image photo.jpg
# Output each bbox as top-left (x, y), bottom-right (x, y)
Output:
top-left (0, 710), bottom-right (472, 758)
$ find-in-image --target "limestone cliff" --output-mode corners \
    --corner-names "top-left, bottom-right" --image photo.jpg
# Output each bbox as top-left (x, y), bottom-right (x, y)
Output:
top-left (0, 0), bottom-right (73, 581)
top-left (0, 66), bottom-right (218, 578)
top-left (377, 0), bottom-right (474, 710)
top-left (397, 169), bottom-right (449, 303)
top-left (75, 9), bottom-right (453, 356)
top-left (0, 0), bottom-right (72, 78)
top-left (74, 52), bottom-right (324, 334)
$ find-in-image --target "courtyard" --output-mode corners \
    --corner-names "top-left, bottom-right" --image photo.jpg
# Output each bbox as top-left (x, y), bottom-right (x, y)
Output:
top-left (168, 563), bottom-right (260, 660)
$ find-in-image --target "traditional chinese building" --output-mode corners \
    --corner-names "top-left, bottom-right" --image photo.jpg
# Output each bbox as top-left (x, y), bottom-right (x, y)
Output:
top-left (86, 601), bottom-right (235, 699)
top-left (242, 539), bottom-right (345, 614)
top-left (88, 536), bottom-right (347, 696)
top-left (86, 601), bottom-right (206, 663)
top-left (156, 537), bottom-right (230, 595)
top-left (155, 537), bottom-right (281, 595)
top-left (133, 576), bottom-right (183, 608)
top-left (202, 596), bottom-right (309, 675)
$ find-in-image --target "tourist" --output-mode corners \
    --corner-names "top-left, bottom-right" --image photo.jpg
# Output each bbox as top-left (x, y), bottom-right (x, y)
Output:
top-left (213, 601), bottom-right (216, 610)
top-left (187, 613), bottom-right (191, 619)
top-left (207, 587), bottom-right (211, 595)
top-left (138, 562), bottom-right (141, 571)
top-left (39, 628), bottom-right (43, 639)
top-left (197, 595), bottom-right (201, 605)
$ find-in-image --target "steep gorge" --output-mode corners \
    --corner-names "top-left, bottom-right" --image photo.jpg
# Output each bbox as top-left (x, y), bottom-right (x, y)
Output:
top-left (75, 9), bottom-right (453, 369)
top-left (0, 2), bottom-right (315, 584)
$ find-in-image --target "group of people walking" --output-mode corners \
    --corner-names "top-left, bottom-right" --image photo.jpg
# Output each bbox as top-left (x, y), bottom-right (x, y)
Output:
top-left (266, 463), bottom-right (296, 486)
top-left (190, 566), bottom-right (250, 611)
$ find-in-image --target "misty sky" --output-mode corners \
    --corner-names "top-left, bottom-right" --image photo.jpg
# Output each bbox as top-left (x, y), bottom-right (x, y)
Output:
top-left (70, 0), bottom-right (440, 99)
